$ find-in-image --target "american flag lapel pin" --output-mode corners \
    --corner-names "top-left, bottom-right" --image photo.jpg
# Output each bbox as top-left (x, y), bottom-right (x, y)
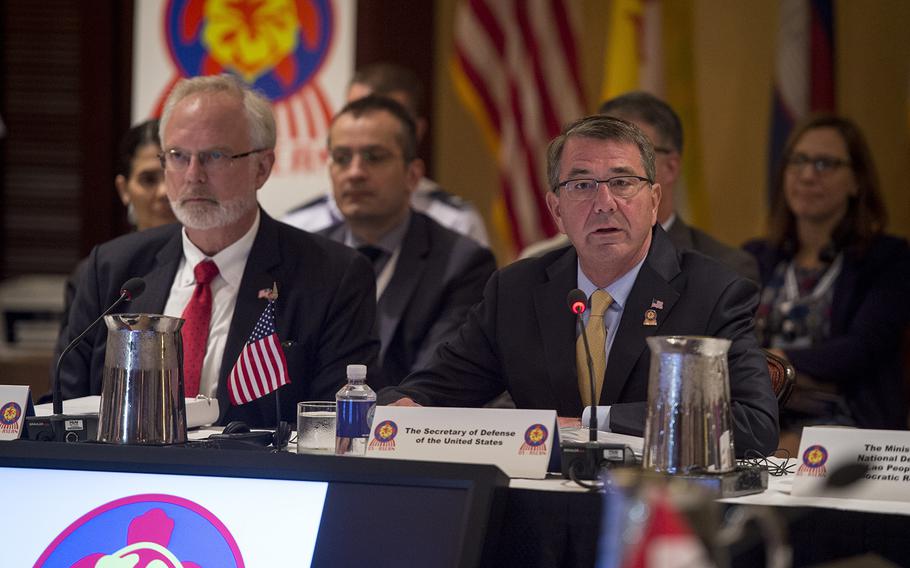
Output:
top-left (651, 298), bottom-right (664, 310)
top-left (258, 282), bottom-right (279, 301)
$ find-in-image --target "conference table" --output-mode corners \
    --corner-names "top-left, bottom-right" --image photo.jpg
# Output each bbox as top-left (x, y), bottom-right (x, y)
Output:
top-left (274, 426), bottom-right (909, 567)
top-left (7, 426), bottom-right (909, 567)
top-left (202, 428), bottom-right (910, 567)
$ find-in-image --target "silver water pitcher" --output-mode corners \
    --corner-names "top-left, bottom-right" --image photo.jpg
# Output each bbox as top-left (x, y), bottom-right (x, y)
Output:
top-left (642, 336), bottom-right (736, 474)
top-left (97, 314), bottom-right (187, 444)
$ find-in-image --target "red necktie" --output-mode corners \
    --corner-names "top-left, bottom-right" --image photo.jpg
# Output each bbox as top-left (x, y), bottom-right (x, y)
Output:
top-left (181, 260), bottom-right (219, 397)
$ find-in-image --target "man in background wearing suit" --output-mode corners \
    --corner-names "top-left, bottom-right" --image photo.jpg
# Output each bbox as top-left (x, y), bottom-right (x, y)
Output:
top-left (56, 74), bottom-right (378, 427)
top-left (522, 92), bottom-right (759, 283)
top-left (380, 115), bottom-right (778, 456)
top-left (322, 95), bottom-right (496, 389)
top-left (283, 62), bottom-right (489, 246)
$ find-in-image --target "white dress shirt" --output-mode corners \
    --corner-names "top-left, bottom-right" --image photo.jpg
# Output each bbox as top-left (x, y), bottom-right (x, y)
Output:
top-left (163, 211), bottom-right (260, 399)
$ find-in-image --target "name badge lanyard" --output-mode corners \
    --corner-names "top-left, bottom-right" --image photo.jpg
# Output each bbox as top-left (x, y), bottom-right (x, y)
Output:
top-left (779, 254), bottom-right (843, 315)
top-left (375, 247), bottom-right (400, 299)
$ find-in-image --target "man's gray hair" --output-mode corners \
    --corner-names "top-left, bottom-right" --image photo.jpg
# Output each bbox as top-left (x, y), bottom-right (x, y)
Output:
top-left (546, 115), bottom-right (656, 191)
top-left (159, 74), bottom-right (276, 150)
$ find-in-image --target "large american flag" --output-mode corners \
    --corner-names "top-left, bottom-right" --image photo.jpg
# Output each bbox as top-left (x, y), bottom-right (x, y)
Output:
top-left (452, 0), bottom-right (586, 255)
top-left (228, 300), bottom-right (290, 406)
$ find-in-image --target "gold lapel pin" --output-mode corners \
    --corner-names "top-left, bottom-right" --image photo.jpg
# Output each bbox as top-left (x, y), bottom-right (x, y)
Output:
top-left (643, 308), bottom-right (658, 326)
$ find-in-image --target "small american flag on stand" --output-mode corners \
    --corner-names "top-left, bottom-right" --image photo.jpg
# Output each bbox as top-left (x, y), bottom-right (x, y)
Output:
top-left (228, 299), bottom-right (289, 406)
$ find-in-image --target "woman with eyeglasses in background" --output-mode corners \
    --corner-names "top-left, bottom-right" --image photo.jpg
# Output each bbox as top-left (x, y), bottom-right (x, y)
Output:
top-left (744, 115), bottom-right (910, 449)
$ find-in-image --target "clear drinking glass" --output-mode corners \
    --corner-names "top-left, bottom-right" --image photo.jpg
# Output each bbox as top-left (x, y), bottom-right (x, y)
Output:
top-left (296, 401), bottom-right (336, 454)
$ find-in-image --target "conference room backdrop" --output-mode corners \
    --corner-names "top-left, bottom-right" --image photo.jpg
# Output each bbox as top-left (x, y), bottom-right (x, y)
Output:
top-left (435, 0), bottom-right (910, 261)
top-left (0, 0), bottom-right (907, 275)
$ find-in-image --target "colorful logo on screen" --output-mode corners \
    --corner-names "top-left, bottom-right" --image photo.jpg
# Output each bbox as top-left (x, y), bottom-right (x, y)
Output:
top-left (164, 0), bottom-right (333, 101)
top-left (519, 424), bottom-right (548, 455)
top-left (797, 444), bottom-right (829, 477)
top-left (0, 401), bottom-right (22, 433)
top-left (369, 419), bottom-right (398, 451)
top-left (34, 494), bottom-right (244, 567)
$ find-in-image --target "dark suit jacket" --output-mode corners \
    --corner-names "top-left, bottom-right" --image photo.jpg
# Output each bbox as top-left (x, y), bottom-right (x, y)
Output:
top-left (56, 211), bottom-right (379, 427)
top-left (744, 234), bottom-right (910, 429)
top-left (321, 212), bottom-right (496, 390)
top-left (667, 217), bottom-right (760, 283)
top-left (380, 226), bottom-right (779, 456)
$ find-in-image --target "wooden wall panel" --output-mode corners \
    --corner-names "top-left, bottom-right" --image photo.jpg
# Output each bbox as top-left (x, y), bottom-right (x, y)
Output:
top-left (0, 0), bottom-right (132, 279)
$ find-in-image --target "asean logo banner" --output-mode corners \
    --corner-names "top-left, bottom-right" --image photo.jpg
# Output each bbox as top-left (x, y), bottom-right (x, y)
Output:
top-left (133, 0), bottom-right (356, 216)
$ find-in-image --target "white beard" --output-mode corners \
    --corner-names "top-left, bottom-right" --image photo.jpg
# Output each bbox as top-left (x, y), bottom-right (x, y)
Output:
top-left (170, 192), bottom-right (257, 230)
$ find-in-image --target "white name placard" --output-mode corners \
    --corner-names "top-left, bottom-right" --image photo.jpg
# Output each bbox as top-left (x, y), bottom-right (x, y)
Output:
top-left (792, 426), bottom-right (910, 502)
top-left (0, 385), bottom-right (31, 441)
top-left (365, 407), bottom-right (557, 479)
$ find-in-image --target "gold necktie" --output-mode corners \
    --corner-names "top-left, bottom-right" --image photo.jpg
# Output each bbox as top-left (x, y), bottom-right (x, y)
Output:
top-left (576, 289), bottom-right (613, 407)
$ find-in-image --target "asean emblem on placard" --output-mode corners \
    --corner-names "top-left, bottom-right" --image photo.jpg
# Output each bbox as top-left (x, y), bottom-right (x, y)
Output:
top-left (34, 494), bottom-right (244, 567)
top-left (797, 444), bottom-right (829, 477)
top-left (158, 0), bottom-right (336, 175)
top-left (519, 424), bottom-right (549, 455)
top-left (369, 419), bottom-right (398, 451)
top-left (0, 401), bottom-right (22, 433)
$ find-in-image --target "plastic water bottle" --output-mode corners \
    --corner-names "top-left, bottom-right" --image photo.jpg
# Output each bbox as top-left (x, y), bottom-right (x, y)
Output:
top-left (335, 364), bottom-right (375, 455)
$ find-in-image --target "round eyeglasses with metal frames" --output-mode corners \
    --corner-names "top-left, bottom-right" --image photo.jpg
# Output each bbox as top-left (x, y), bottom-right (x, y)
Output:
top-left (786, 153), bottom-right (851, 175)
top-left (554, 176), bottom-right (652, 201)
top-left (158, 148), bottom-right (267, 172)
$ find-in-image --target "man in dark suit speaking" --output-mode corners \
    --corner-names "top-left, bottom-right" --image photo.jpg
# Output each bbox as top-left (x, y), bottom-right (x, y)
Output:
top-left (56, 75), bottom-right (378, 427)
top-left (320, 95), bottom-right (495, 390)
top-left (379, 115), bottom-right (779, 456)
top-left (521, 92), bottom-right (759, 284)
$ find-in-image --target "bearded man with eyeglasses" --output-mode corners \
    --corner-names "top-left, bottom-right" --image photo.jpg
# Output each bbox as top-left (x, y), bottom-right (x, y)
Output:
top-left (55, 74), bottom-right (379, 428)
top-left (379, 115), bottom-right (779, 457)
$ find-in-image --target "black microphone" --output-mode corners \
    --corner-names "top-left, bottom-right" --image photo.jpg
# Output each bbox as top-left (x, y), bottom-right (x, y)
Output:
top-left (27, 278), bottom-right (146, 442)
top-left (825, 461), bottom-right (868, 489)
top-left (567, 288), bottom-right (598, 440)
top-left (560, 289), bottom-right (635, 484)
top-left (52, 277), bottom-right (146, 414)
